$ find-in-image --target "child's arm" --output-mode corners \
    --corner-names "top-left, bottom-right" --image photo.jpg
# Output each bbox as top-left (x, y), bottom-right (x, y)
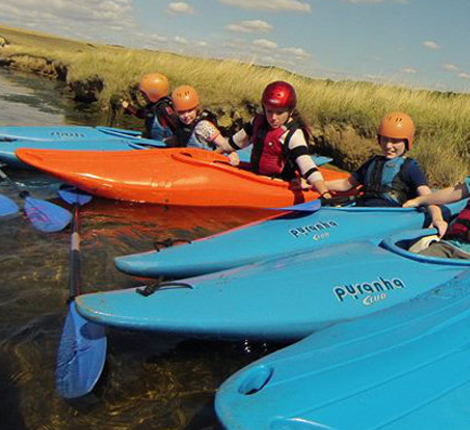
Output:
top-left (416, 185), bottom-right (448, 237)
top-left (213, 130), bottom-right (249, 154)
top-left (404, 183), bottom-right (468, 207)
top-left (325, 175), bottom-right (359, 192)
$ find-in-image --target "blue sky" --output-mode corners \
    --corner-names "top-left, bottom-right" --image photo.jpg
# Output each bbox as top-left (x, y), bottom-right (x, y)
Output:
top-left (1, 0), bottom-right (470, 93)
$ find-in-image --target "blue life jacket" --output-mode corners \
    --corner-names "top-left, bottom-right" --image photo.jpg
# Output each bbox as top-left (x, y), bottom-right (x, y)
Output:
top-left (361, 156), bottom-right (413, 206)
top-left (144, 97), bottom-right (178, 141)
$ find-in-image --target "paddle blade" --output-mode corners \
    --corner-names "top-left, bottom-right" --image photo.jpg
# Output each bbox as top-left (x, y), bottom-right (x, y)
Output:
top-left (56, 302), bottom-right (107, 399)
top-left (58, 186), bottom-right (92, 206)
top-left (23, 197), bottom-right (72, 232)
top-left (270, 200), bottom-right (322, 212)
top-left (0, 194), bottom-right (19, 218)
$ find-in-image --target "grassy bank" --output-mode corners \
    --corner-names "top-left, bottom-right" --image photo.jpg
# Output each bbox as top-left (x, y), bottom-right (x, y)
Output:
top-left (0, 23), bottom-right (469, 186)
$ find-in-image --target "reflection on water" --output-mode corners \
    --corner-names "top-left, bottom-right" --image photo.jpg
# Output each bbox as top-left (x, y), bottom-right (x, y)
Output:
top-left (0, 69), bottom-right (286, 429)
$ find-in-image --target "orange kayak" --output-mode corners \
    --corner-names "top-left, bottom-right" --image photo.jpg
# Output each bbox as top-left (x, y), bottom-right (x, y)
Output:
top-left (16, 147), bottom-right (349, 208)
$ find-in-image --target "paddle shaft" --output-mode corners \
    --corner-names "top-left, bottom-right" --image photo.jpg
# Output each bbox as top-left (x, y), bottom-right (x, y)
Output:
top-left (70, 203), bottom-right (81, 298)
top-left (0, 166), bottom-right (23, 194)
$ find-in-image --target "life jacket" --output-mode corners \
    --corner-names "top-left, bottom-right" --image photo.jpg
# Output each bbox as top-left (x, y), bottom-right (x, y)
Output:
top-left (249, 114), bottom-right (301, 180)
top-left (444, 200), bottom-right (470, 243)
top-left (144, 97), bottom-right (179, 140)
top-left (182, 110), bottom-right (219, 149)
top-left (360, 156), bottom-right (414, 206)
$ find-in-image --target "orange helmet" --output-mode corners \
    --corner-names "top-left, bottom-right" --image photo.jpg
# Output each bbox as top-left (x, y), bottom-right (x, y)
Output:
top-left (138, 73), bottom-right (169, 103)
top-left (171, 85), bottom-right (200, 111)
top-left (378, 112), bottom-right (415, 150)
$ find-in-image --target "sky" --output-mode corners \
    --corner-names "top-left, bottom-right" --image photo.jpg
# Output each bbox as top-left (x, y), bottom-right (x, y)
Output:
top-left (1, 0), bottom-right (470, 93)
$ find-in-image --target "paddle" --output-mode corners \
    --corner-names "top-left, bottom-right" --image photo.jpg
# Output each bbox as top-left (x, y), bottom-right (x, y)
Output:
top-left (55, 187), bottom-right (107, 399)
top-left (271, 199), bottom-right (322, 212)
top-left (270, 195), bottom-right (355, 212)
top-left (0, 166), bottom-right (72, 232)
top-left (0, 193), bottom-right (19, 218)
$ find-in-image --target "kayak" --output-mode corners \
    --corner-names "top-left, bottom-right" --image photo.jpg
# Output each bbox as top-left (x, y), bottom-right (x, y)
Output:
top-left (215, 268), bottom-right (470, 430)
top-left (75, 228), bottom-right (470, 341)
top-left (0, 125), bottom-right (142, 141)
top-left (16, 147), bottom-right (347, 207)
top-left (0, 136), bottom-right (166, 168)
top-left (1, 138), bottom-right (331, 169)
top-left (115, 200), bottom-right (466, 278)
top-left (1, 124), bottom-right (332, 169)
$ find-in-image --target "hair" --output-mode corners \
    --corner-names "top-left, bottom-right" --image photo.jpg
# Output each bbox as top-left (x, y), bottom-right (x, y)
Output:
top-left (290, 109), bottom-right (312, 145)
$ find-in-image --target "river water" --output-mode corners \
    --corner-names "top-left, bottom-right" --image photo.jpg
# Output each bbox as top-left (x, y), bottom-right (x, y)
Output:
top-left (0, 68), bottom-right (285, 430)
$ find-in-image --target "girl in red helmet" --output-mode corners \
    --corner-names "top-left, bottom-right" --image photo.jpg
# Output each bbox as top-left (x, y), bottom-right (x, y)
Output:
top-left (326, 112), bottom-right (446, 235)
top-left (121, 73), bottom-right (179, 141)
top-left (404, 178), bottom-right (470, 259)
top-left (213, 81), bottom-right (331, 198)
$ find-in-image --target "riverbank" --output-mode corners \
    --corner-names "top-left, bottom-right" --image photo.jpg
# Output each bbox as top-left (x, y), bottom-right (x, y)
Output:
top-left (0, 23), bottom-right (469, 185)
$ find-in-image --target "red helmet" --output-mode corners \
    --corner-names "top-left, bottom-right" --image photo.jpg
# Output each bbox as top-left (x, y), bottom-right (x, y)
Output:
top-left (262, 81), bottom-right (297, 111)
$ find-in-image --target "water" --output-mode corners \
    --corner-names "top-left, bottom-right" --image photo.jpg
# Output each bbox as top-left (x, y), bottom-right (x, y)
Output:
top-left (0, 69), bottom-right (285, 430)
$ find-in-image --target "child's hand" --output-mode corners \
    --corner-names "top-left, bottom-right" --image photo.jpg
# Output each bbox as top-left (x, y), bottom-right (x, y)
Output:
top-left (403, 197), bottom-right (421, 208)
top-left (121, 100), bottom-right (130, 109)
top-left (290, 178), bottom-right (312, 191)
top-left (228, 152), bottom-right (240, 166)
top-left (433, 219), bottom-right (448, 238)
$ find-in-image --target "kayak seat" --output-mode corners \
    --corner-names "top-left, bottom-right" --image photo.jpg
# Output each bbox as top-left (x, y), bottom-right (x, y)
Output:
top-left (381, 229), bottom-right (470, 267)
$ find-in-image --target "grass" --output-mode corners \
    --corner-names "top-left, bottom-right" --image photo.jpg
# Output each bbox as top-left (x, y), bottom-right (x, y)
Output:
top-left (0, 23), bottom-right (469, 186)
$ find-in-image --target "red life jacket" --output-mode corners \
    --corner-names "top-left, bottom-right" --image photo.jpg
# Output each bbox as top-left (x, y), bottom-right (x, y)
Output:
top-left (444, 200), bottom-right (470, 242)
top-left (249, 114), bottom-right (299, 179)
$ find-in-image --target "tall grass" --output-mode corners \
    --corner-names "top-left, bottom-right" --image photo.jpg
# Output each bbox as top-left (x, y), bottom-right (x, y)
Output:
top-left (1, 23), bottom-right (469, 186)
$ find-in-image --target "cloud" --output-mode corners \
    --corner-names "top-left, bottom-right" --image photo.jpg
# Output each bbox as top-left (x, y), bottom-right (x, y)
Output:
top-left (218, 0), bottom-right (311, 12)
top-left (422, 40), bottom-right (440, 50)
top-left (167, 2), bottom-right (195, 14)
top-left (174, 36), bottom-right (189, 45)
top-left (401, 67), bottom-right (417, 74)
top-left (280, 47), bottom-right (310, 58)
top-left (0, 0), bottom-right (135, 42)
top-left (226, 20), bottom-right (273, 33)
top-left (253, 39), bottom-right (278, 49)
top-left (442, 63), bottom-right (459, 72)
top-left (458, 73), bottom-right (470, 80)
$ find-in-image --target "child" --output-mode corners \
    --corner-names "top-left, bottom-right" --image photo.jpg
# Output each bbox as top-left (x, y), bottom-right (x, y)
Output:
top-left (168, 85), bottom-right (221, 149)
top-left (326, 112), bottom-right (446, 235)
top-left (121, 73), bottom-right (179, 141)
top-left (404, 180), bottom-right (470, 259)
top-left (213, 80), bottom-right (331, 198)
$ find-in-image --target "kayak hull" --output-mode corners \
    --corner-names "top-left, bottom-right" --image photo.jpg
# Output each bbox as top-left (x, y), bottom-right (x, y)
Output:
top-left (114, 201), bottom-right (465, 278)
top-left (0, 136), bottom-right (165, 168)
top-left (215, 269), bottom-right (470, 430)
top-left (16, 147), bottom-right (349, 207)
top-left (76, 229), bottom-right (470, 341)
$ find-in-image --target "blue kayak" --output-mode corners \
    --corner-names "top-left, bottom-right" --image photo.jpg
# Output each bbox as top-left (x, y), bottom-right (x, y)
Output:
top-left (216, 266), bottom-right (470, 430)
top-left (0, 125), bottom-right (142, 141)
top-left (77, 228), bottom-right (470, 341)
top-left (115, 200), bottom-right (466, 278)
top-left (0, 124), bottom-right (332, 169)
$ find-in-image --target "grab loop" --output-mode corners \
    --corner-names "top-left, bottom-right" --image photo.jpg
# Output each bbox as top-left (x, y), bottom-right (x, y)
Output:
top-left (153, 237), bottom-right (192, 252)
top-left (136, 279), bottom-right (194, 297)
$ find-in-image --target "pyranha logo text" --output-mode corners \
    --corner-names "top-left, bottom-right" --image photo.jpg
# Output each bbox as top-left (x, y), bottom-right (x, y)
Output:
top-left (333, 276), bottom-right (406, 304)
